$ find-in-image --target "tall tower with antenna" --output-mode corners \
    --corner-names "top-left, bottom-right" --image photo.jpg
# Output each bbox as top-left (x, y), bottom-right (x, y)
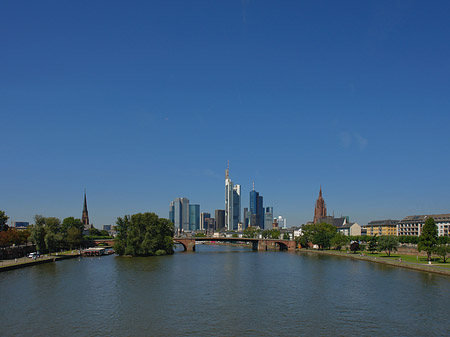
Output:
top-left (225, 162), bottom-right (241, 230)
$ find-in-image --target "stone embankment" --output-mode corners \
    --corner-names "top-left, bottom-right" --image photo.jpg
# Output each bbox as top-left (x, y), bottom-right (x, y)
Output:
top-left (0, 254), bottom-right (80, 273)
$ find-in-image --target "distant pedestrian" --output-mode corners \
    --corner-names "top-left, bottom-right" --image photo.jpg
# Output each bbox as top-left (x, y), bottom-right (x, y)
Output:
top-left (15, 258), bottom-right (17, 263)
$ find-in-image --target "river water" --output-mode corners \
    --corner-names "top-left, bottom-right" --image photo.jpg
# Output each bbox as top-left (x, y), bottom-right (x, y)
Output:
top-left (1, 245), bottom-right (449, 336)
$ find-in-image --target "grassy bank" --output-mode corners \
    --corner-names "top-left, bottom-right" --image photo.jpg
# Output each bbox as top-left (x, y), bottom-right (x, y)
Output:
top-left (296, 249), bottom-right (450, 276)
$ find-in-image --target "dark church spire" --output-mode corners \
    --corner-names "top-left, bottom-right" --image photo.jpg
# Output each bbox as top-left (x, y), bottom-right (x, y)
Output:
top-left (82, 189), bottom-right (90, 230)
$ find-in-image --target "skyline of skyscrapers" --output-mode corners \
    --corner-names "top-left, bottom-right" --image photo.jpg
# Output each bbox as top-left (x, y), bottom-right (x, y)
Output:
top-left (169, 163), bottom-right (280, 233)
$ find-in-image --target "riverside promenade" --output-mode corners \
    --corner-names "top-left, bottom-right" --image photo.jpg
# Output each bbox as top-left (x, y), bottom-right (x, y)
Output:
top-left (297, 249), bottom-right (450, 276)
top-left (0, 252), bottom-right (81, 272)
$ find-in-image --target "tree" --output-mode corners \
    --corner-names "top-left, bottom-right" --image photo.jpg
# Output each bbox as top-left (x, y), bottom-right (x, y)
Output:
top-left (0, 210), bottom-right (9, 231)
top-left (66, 227), bottom-right (82, 250)
top-left (45, 217), bottom-right (61, 234)
top-left (331, 233), bottom-right (348, 250)
top-left (312, 223), bottom-right (336, 250)
top-left (378, 236), bottom-right (399, 257)
top-left (418, 217), bottom-right (438, 261)
top-left (243, 226), bottom-right (259, 238)
top-left (298, 223), bottom-right (336, 250)
top-left (29, 215), bottom-right (46, 252)
top-left (434, 244), bottom-right (450, 263)
top-left (350, 241), bottom-right (360, 253)
top-left (114, 212), bottom-right (174, 256)
top-left (61, 217), bottom-right (83, 233)
top-left (89, 227), bottom-right (102, 236)
top-left (44, 232), bottom-right (59, 254)
top-left (367, 235), bottom-right (378, 254)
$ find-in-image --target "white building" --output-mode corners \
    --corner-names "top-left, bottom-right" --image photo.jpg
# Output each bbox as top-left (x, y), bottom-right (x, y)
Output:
top-left (397, 214), bottom-right (450, 236)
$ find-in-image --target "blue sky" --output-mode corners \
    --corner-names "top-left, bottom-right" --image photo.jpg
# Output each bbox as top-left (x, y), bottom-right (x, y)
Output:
top-left (1, 1), bottom-right (450, 228)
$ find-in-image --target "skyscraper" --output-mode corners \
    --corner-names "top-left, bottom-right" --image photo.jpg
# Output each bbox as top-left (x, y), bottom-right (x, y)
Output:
top-left (264, 207), bottom-right (273, 230)
top-left (225, 163), bottom-right (241, 230)
top-left (171, 197), bottom-right (190, 233)
top-left (215, 209), bottom-right (225, 230)
top-left (232, 184), bottom-right (241, 229)
top-left (82, 190), bottom-right (90, 231)
top-left (249, 182), bottom-right (264, 229)
top-left (313, 187), bottom-right (327, 224)
top-left (189, 204), bottom-right (200, 231)
top-left (200, 212), bottom-right (211, 230)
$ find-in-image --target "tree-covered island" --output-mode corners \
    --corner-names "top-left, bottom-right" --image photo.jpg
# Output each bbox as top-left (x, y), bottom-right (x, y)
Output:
top-left (114, 212), bottom-right (174, 256)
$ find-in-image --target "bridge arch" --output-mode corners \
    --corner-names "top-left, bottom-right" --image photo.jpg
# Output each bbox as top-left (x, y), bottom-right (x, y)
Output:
top-left (274, 241), bottom-right (289, 251)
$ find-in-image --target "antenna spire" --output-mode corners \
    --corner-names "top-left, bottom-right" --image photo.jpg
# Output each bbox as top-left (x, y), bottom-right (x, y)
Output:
top-left (253, 181), bottom-right (255, 190)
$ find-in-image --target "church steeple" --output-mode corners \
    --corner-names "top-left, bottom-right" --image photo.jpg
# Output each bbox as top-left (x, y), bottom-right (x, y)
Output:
top-left (82, 189), bottom-right (90, 230)
top-left (313, 186), bottom-right (327, 224)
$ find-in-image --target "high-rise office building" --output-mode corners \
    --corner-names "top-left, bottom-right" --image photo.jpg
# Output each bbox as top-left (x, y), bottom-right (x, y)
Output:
top-left (232, 185), bottom-right (241, 229)
top-left (264, 207), bottom-right (273, 230)
top-left (215, 209), bottom-right (225, 230)
top-left (189, 204), bottom-right (200, 231)
top-left (200, 212), bottom-right (211, 231)
top-left (169, 201), bottom-right (175, 224)
top-left (243, 208), bottom-right (250, 228)
top-left (170, 197), bottom-right (190, 232)
top-left (225, 163), bottom-right (241, 231)
top-left (277, 215), bottom-right (287, 228)
top-left (249, 183), bottom-right (264, 229)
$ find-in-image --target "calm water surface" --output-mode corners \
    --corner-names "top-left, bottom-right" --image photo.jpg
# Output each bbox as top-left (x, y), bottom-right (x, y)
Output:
top-left (1, 245), bottom-right (449, 336)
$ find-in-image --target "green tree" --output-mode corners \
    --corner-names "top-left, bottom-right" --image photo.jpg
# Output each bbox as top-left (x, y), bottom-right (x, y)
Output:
top-left (331, 233), bottom-right (348, 250)
top-left (89, 227), bottom-right (102, 236)
top-left (66, 227), bottom-right (82, 250)
top-left (271, 229), bottom-right (280, 239)
top-left (243, 226), bottom-right (259, 238)
top-left (100, 230), bottom-right (110, 237)
top-left (0, 210), bottom-right (9, 231)
top-left (418, 217), bottom-right (438, 261)
top-left (44, 232), bottom-right (59, 254)
top-left (114, 212), bottom-right (174, 256)
top-left (367, 235), bottom-right (378, 254)
top-left (283, 232), bottom-right (290, 240)
top-left (45, 217), bottom-right (61, 234)
top-left (434, 244), bottom-right (450, 263)
top-left (378, 236), bottom-right (399, 257)
top-left (61, 217), bottom-right (83, 233)
top-left (29, 215), bottom-right (47, 252)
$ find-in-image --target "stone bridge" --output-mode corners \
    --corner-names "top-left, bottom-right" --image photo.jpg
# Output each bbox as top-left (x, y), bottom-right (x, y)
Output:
top-left (173, 237), bottom-right (297, 252)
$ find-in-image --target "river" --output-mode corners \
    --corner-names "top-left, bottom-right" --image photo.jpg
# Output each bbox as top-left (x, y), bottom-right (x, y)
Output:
top-left (1, 245), bottom-right (449, 336)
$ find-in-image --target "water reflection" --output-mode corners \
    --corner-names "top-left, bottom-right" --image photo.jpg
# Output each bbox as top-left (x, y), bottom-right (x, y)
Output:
top-left (1, 246), bottom-right (449, 336)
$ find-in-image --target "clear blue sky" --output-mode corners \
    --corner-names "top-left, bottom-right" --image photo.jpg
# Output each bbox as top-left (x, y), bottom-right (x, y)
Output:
top-left (1, 1), bottom-right (450, 228)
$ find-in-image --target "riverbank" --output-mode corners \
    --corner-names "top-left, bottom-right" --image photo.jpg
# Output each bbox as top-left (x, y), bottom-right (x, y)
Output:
top-left (296, 249), bottom-right (450, 276)
top-left (0, 253), bottom-right (80, 272)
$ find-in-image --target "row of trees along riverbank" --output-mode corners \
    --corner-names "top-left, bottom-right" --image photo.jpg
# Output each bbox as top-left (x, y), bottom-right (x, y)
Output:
top-left (0, 210), bottom-right (112, 257)
top-left (296, 218), bottom-right (450, 262)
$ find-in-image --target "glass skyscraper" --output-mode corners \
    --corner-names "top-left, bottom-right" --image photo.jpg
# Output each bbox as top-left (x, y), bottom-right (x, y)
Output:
top-left (170, 197), bottom-right (190, 233)
top-left (264, 207), bottom-right (273, 230)
top-left (225, 164), bottom-right (240, 230)
top-left (189, 204), bottom-right (200, 231)
top-left (249, 184), bottom-right (264, 229)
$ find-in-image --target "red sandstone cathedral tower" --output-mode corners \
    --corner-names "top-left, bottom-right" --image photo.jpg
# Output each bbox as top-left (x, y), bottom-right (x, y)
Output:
top-left (313, 187), bottom-right (327, 224)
